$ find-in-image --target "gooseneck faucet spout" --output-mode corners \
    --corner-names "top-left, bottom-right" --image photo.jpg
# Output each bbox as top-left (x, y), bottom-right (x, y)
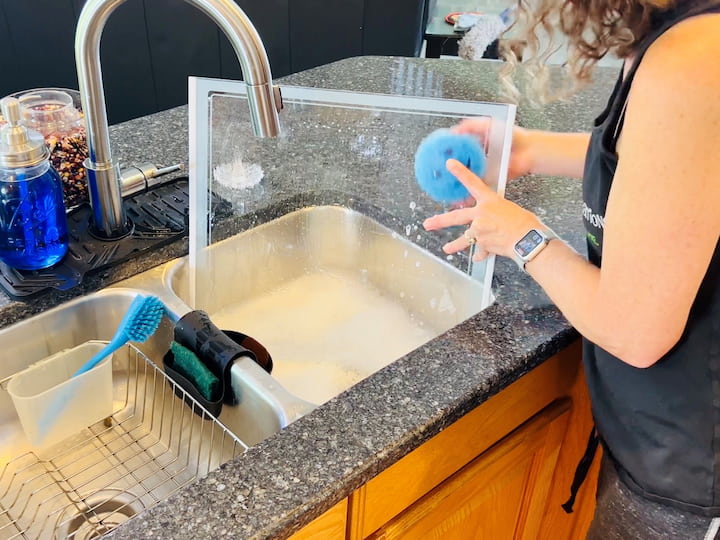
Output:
top-left (75, 0), bottom-right (281, 238)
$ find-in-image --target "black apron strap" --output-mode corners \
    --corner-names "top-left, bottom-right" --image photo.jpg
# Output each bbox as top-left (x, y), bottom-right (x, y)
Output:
top-left (604, 0), bottom-right (720, 152)
top-left (561, 426), bottom-right (600, 514)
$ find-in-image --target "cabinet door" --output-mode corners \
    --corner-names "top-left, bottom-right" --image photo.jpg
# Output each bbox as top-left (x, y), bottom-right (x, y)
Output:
top-left (539, 365), bottom-right (601, 540)
top-left (368, 400), bottom-right (571, 540)
top-left (289, 499), bottom-right (348, 540)
top-left (349, 350), bottom-right (579, 538)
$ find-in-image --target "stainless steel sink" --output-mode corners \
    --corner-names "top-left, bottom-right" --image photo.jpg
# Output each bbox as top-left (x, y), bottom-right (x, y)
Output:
top-left (0, 288), bottom-right (286, 447)
top-left (0, 287), bottom-right (308, 539)
top-left (0, 204), bottom-right (489, 539)
top-left (165, 205), bottom-right (488, 405)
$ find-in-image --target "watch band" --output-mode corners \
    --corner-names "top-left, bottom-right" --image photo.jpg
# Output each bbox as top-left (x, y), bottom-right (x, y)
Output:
top-left (512, 228), bottom-right (557, 272)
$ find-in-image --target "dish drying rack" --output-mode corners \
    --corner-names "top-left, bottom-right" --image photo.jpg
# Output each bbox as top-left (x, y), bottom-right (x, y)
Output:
top-left (0, 343), bottom-right (247, 540)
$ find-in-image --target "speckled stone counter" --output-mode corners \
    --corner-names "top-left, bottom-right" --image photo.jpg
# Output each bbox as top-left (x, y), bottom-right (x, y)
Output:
top-left (0, 57), bottom-right (618, 538)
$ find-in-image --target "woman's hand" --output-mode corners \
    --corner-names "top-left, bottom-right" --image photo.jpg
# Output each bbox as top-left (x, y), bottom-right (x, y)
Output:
top-left (423, 159), bottom-right (543, 262)
top-left (452, 117), bottom-right (536, 181)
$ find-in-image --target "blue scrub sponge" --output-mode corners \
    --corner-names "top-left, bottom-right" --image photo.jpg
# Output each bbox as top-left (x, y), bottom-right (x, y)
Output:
top-left (414, 129), bottom-right (486, 203)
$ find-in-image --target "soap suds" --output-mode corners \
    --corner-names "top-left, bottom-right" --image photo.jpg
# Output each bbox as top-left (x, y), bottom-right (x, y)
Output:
top-left (211, 270), bottom-right (436, 405)
top-left (213, 154), bottom-right (264, 190)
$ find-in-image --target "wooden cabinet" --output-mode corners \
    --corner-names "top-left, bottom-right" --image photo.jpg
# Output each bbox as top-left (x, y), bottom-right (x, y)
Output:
top-left (347, 345), bottom-right (578, 538)
top-left (538, 350), bottom-right (601, 540)
top-left (340, 340), bottom-right (597, 540)
top-left (368, 400), bottom-right (570, 540)
top-left (280, 341), bottom-right (597, 539)
top-left (289, 499), bottom-right (348, 540)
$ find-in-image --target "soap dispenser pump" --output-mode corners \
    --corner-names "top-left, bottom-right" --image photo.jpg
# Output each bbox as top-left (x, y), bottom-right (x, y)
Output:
top-left (0, 96), bottom-right (69, 270)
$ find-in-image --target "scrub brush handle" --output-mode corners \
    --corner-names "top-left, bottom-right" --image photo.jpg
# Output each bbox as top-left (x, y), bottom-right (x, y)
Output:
top-left (72, 295), bottom-right (146, 377)
top-left (72, 337), bottom-right (126, 377)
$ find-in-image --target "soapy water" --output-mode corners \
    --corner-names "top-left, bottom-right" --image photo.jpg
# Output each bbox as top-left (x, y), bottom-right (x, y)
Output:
top-left (213, 154), bottom-right (264, 190)
top-left (211, 271), bottom-right (437, 405)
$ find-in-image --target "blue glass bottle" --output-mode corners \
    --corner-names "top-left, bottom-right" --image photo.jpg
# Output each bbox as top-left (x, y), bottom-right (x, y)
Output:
top-left (0, 97), bottom-right (68, 270)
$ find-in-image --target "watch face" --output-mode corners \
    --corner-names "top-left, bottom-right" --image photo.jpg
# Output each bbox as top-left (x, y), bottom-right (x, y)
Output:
top-left (515, 230), bottom-right (543, 257)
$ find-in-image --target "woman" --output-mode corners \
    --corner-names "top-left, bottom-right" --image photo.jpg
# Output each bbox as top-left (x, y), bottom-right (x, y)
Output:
top-left (423, 0), bottom-right (720, 538)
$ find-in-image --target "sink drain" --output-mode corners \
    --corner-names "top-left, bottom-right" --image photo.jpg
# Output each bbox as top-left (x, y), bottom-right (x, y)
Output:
top-left (55, 489), bottom-right (146, 540)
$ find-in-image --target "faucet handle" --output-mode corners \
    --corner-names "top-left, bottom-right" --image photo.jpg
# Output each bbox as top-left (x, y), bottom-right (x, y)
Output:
top-left (273, 85), bottom-right (284, 112)
top-left (120, 162), bottom-right (185, 197)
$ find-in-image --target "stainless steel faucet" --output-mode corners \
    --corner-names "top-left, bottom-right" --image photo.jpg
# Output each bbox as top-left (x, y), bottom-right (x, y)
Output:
top-left (75, 0), bottom-right (282, 239)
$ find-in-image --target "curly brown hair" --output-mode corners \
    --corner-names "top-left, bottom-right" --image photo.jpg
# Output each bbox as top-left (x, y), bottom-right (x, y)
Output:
top-left (500, 0), bottom-right (674, 102)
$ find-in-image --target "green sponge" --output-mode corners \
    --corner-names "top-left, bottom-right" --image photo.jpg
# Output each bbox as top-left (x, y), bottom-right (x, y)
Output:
top-left (170, 341), bottom-right (220, 402)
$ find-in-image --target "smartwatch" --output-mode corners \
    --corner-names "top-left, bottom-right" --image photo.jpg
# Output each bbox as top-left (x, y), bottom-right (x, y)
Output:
top-left (512, 228), bottom-right (557, 271)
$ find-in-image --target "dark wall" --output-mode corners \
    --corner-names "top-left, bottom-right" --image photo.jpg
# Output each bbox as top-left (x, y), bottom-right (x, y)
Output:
top-left (289, 0), bottom-right (364, 73)
top-left (77, 0), bottom-right (158, 122)
top-left (220, 0), bottom-right (291, 80)
top-left (363, 0), bottom-right (426, 57)
top-left (0, 0), bottom-right (426, 124)
top-left (3, 1), bottom-right (78, 92)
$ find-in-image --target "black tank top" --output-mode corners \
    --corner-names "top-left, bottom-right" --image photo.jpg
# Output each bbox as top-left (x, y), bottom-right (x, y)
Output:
top-left (582, 0), bottom-right (720, 515)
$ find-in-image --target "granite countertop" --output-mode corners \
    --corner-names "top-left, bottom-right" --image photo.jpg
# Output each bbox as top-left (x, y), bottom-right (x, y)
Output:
top-left (0, 57), bottom-right (617, 538)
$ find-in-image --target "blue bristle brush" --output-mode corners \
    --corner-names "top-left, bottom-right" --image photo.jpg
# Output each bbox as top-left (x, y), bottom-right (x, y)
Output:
top-left (72, 295), bottom-right (165, 377)
top-left (38, 295), bottom-right (165, 437)
top-left (414, 128), bottom-right (487, 203)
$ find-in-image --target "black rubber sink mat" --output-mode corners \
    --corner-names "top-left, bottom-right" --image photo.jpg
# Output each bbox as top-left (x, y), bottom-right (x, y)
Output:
top-left (0, 178), bottom-right (231, 301)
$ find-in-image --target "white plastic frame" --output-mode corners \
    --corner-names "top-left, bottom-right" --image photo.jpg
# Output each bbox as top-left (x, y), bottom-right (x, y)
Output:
top-left (188, 76), bottom-right (516, 309)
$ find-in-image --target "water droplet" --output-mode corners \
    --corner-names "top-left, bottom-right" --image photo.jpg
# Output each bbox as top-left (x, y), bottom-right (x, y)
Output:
top-left (409, 201), bottom-right (417, 210)
top-left (437, 289), bottom-right (457, 314)
top-left (405, 225), bottom-right (412, 236)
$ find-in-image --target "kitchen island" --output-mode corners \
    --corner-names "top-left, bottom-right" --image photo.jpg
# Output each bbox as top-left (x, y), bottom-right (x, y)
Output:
top-left (0, 57), bottom-right (617, 538)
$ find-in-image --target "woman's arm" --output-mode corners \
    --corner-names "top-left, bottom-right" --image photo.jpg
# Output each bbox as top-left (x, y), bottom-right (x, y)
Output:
top-left (426, 16), bottom-right (720, 368)
top-left (533, 16), bottom-right (720, 367)
top-left (453, 119), bottom-right (590, 180)
top-left (524, 131), bottom-right (591, 179)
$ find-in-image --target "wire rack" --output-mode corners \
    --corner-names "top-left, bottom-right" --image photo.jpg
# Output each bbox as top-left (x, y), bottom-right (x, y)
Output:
top-left (0, 344), bottom-right (248, 540)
